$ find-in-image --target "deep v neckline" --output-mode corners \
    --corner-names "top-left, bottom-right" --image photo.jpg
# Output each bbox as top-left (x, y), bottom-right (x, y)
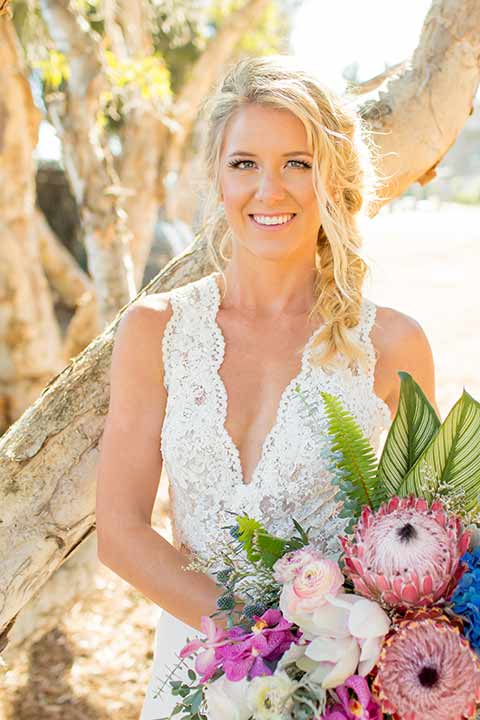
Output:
top-left (207, 273), bottom-right (328, 488)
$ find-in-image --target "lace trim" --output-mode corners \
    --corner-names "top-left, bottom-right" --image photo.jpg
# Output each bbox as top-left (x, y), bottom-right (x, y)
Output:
top-left (358, 299), bottom-right (392, 427)
top-left (208, 274), bottom-right (336, 488)
top-left (161, 273), bottom-right (391, 468)
top-left (207, 276), bottom-right (244, 484)
top-left (208, 274), bottom-right (390, 441)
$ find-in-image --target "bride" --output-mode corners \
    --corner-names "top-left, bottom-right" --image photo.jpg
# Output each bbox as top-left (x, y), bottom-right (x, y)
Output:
top-left (95, 55), bottom-right (440, 719)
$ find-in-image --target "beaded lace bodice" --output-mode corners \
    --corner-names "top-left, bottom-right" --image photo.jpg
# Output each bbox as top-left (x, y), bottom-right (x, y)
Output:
top-left (160, 273), bottom-right (392, 565)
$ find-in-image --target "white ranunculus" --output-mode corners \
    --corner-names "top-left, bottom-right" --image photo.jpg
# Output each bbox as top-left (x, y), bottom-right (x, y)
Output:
top-left (204, 675), bottom-right (250, 720)
top-left (247, 671), bottom-right (295, 720)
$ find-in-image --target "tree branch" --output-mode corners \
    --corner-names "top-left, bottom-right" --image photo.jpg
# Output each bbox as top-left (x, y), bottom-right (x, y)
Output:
top-left (358, 0), bottom-right (480, 211)
top-left (36, 208), bottom-right (94, 309)
top-left (346, 61), bottom-right (408, 95)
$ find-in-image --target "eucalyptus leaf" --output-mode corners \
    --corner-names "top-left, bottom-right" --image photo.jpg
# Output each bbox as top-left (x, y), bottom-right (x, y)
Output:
top-left (190, 688), bottom-right (203, 714)
top-left (376, 371), bottom-right (440, 497)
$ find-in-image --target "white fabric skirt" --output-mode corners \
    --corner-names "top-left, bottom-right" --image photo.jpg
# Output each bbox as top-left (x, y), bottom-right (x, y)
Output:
top-left (140, 609), bottom-right (198, 720)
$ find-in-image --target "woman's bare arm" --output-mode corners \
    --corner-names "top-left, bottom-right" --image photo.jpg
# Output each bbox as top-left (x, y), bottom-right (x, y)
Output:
top-left (95, 297), bottom-right (225, 632)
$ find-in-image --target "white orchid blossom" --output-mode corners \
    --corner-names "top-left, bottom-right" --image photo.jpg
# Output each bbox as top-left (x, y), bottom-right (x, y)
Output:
top-left (298, 593), bottom-right (390, 689)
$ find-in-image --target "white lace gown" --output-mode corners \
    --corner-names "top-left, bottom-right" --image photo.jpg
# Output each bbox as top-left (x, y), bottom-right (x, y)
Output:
top-left (139, 272), bottom-right (392, 719)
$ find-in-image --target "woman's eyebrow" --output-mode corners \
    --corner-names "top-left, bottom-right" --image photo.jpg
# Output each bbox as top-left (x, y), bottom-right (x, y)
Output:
top-left (227, 150), bottom-right (313, 157)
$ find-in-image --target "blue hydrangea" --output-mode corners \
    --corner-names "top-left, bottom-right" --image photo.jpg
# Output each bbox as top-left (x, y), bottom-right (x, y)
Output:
top-left (451, 547), bottom-right (480, 653)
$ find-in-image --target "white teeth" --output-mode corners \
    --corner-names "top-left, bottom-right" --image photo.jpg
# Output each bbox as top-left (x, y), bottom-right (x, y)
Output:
top-left (252, 214), bottom-right (294, 226)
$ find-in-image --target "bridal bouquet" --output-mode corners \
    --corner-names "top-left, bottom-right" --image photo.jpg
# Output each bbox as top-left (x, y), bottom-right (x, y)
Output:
top-left (159, 372), bottom-right (480, 720)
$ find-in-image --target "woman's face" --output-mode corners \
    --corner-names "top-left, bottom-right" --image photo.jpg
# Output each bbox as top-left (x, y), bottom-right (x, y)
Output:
top-left (218, 103), bottom-right (322, 263)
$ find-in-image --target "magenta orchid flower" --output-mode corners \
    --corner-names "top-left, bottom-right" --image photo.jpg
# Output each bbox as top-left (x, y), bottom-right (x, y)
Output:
top-left (215, 608), bottom-right (300, 682)
top-left (179, 615), bottom-right (228, 683)
top-left (322, 675), bottom-right (381, 720)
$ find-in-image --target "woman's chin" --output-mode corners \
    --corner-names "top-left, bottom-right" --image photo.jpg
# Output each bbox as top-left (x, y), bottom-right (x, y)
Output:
top-left (236, 236), bottom-right (302, 262)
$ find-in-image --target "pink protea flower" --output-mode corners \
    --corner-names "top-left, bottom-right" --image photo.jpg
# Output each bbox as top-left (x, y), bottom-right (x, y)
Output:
top-left (372, 610), bottom-right (480, 720)
top-left (341, 496), bottom-right (470, 608)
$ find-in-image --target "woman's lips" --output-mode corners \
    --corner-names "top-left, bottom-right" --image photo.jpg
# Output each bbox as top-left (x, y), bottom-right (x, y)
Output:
top-left (248, 214), bottom-right (296, 230)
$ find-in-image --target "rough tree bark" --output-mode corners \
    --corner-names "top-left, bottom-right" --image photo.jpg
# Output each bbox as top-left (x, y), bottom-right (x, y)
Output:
top-left (1, 0), bottom-right (479, 654)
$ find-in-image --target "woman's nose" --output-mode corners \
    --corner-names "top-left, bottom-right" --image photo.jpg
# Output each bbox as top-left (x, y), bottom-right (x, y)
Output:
top-left (254, 171), bottom-right (286, 203)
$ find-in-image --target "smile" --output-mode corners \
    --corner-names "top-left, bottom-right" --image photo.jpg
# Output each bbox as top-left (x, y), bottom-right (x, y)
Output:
top-left (249, 213), bottom-right (296, 229)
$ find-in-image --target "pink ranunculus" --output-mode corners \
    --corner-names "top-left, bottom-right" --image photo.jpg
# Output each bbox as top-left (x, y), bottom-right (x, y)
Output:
top-left (273, 546), bottom-right (324, 584)
top-left (280, 558), bottom-right (344, 616)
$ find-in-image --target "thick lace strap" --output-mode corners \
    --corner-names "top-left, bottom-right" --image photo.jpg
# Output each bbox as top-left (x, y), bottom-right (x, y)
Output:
top-left (357, 298), bottom-right (379, 387)
top-left (162, 276), bottom-right (214, 392)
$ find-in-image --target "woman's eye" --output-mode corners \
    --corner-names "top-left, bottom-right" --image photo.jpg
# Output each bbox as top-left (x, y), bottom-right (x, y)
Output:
top-left (227, 159), bottom-right (311, 169)
top-left (227, 159), bottom-right (255, 169)
top-left (287, 160), bottom-right (312, 169)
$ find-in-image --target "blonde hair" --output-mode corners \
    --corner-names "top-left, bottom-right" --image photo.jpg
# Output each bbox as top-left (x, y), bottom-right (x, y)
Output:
top-left (195, 54), bottom-right (383, 372)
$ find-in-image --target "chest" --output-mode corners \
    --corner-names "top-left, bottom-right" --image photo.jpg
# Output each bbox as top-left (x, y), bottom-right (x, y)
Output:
top-left (211, 309), bottom-right (322, 485)
top-left (161, 280), bottom-right (388, 491)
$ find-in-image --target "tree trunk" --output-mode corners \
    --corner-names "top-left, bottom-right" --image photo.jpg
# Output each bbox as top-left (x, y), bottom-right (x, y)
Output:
top-left (0, 534), bottom-right (98, 658)
top-left (37, 208), bottom-right (93, 312)
top-left (1, 0), bottom-right (479, 653)
top-left (0, 15), bottom-right (108, 651)
top-left (39, 0), bottom-right (137, 325)
top-left (0, 18), bottom-right (63, 431)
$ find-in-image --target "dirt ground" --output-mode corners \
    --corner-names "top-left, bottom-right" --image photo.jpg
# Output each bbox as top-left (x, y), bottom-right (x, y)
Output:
top-left (1, 201), bottom-right (479, 720)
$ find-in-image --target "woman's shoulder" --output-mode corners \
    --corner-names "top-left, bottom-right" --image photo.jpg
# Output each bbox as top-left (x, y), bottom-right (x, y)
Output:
top-left (369, 301), bottom-right (438, 414)
top-left (371, 303), bottom-right (431, 356)
top-left (120, 273), bottom-right (215, 342)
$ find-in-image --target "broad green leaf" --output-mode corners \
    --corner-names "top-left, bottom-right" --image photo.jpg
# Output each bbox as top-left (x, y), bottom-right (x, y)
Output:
top-left (320, 391), bottom-right (380, 511)
top-left (398, 389), bottom-right (480, 513)
top-left (376, 371), bottom-right (441, 497)
top-left (254, 532), bottom-right (288, 568)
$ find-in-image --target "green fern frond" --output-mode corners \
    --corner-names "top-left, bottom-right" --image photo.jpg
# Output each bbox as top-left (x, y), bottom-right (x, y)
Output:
top-left (320, 391), bottom-right (381, 514)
